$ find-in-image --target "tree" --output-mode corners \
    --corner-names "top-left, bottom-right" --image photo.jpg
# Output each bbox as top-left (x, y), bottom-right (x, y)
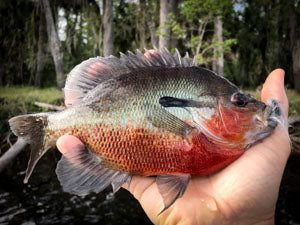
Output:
top-left (35, 4), bottom-right (48, 87)
top-left (138, 0), bottom-right (147, 49)
top-left (159, 0), bottom-right (176, 50)
top-left (180, 0), bottom-right (235, 68)
top-left (41, 0), bottom-right (65, 89)
top-left (290, 0), bottom-right (300, 93)
top-left (213, 16), bottom-right (224, 76)
top-left (103, 0), bottom-right (114, 56)
top-left (147, 0), bottom-right (159, 48)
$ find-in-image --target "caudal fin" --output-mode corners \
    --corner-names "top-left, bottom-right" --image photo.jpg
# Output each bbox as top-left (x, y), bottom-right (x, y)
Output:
top-left (9, 113), bottom-right (50, 183)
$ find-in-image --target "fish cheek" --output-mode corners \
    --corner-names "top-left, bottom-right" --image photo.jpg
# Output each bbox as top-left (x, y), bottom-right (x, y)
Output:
top-left (203, 105), bottom-right (254, 145)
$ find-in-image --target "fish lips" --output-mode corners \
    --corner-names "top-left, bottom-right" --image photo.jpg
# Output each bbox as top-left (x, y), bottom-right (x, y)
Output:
top-left (246, 99), bottom-right (284, 149)
top-left (259, 99), bottom-right (284, 134)
top-left (255, 117), bottom-right (278, 141)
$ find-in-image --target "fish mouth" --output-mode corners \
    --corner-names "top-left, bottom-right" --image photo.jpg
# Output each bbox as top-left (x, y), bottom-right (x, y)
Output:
top-left (246, 99), bottom-right (284, 149)
top-left (254, 117), bottom-right (277, 142)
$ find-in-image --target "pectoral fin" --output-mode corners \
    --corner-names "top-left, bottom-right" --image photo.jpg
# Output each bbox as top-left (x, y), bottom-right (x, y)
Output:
top-left (156, 174), bottom-right (191, 215)
top-left (147, 106), bottom-right (195, 138)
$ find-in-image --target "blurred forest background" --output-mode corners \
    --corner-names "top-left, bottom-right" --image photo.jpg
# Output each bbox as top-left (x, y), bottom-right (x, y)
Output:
top-left (0, 0), bottom-right (300, 91)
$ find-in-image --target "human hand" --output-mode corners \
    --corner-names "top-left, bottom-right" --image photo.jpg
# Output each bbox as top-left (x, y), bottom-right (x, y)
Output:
top-left (57, 69), bottom-right (290, 225)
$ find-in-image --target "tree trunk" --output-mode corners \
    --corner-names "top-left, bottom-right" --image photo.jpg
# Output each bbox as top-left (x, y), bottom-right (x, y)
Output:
top-left (35, 6), bottom-right (48, 87)
top-left (103, 0), bottom-right (114, 57)
top-left (213, 16), bottom-right (224, 76)
top-left (139, 0), bottom-right (146, 49)
top-left (289, 0), bottom-right (300, 92)
top-left (159, 0), bottom-right (173, 50)
top-left (41, 0), bottom-right (65, 89)
top-left (169, 0), bottom-right (179, 49)
top-left (148, 20), bottom-right (158, 48)
top-left (293, 39), bottom-right (300, 92)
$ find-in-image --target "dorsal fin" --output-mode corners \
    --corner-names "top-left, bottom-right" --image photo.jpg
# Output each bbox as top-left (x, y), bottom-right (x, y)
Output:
top-left (63, 56), bottom-right (130, 106)
top-left (64, 49), bottom-right (193, 106)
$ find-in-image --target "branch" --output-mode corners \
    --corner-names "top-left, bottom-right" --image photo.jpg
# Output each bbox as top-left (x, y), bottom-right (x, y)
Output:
top-left (34, 101), bottom-right (65, 111)
top-left (0, 138), bottom-right (27, 173)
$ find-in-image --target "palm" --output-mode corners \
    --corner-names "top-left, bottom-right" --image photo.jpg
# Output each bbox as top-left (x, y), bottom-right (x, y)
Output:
top-left (128, 125), bottom-right (290, 224)
top-left (57, 69), bottom-right (290, 225)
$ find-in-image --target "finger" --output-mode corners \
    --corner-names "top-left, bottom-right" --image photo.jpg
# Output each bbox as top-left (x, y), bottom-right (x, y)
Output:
top-left (122, 175), bottom-right (156, 197)
top-left (261, 69), bottom-right (288, 117)
top-left (56, 135), bottom-right (84, 155)
top-left (122, 175), bottom-right (163, 223)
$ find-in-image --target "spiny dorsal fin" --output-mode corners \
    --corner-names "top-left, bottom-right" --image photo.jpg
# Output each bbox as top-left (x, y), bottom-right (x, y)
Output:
top-left (64, 49), bottom-right (193, 106)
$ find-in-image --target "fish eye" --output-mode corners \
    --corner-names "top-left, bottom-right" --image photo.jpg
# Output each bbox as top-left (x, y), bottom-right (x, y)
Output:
top-left (231, 93), bottom-right (248, 107)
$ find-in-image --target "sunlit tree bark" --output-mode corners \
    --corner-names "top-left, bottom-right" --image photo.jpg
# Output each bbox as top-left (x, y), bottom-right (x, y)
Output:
top-left (213, 16), bottom-right (224, 76)
top-left (103, 0), bottom-right (114, 56)
top-left (159, 0), bottom-right (176, 50)
top-left (41, 0), bottom-right (65, 89)
top-left (139, 0), bottom-right (146, 49)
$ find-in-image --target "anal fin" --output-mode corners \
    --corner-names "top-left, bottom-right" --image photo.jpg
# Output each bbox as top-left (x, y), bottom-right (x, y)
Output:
top-left (156, 174), bottom-right (191, 215)
top-left (111, 174), bottom-right (132, 193)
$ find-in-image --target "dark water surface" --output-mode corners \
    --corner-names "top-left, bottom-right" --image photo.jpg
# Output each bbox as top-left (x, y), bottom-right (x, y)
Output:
top-left (0, 148), bottom-right (152, 225)
top-left (0, 146), bottom-right (300, 225)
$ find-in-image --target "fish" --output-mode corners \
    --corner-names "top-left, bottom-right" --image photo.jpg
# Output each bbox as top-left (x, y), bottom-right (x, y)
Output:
top-left (8, 48), bottom-right (282, 213)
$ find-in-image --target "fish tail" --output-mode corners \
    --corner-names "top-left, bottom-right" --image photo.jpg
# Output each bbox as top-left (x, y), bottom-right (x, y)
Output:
top-left (9, 113), bottom-right (52, 183)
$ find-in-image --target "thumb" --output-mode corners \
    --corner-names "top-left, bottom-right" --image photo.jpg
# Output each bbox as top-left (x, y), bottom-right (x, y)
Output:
top-left (261, 69), bottom-right (288, 117)
top-left (259, 68), bottom-right (290, 160)
top-left (56, 135), bottom-right (85, 155)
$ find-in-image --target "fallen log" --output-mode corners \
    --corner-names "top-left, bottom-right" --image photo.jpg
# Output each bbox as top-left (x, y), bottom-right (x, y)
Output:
top-left (0, 138), bottom-right (27, 173)
top-left (34, 101), bottom-right (65, 111)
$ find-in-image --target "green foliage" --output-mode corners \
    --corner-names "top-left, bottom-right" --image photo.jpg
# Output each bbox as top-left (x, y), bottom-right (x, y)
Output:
top-left (230, 0), bottom-right (293, 88)
top-left (0, 0), bottom-right (298, 93)
top-left (156, 13), bottom-right (184, 39)
top-left (61, 1), bottom-right (102, 74)
top-left (0, 0), bottom-right (38, 85)
top-left (0, 86), bottom-right (63, 106)
top-left (114, 1), bottom-right (140, 53)
top-left (181, 0), bottom-right (233, 21)
top-left (179, 0), bottom-right (237, 67)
